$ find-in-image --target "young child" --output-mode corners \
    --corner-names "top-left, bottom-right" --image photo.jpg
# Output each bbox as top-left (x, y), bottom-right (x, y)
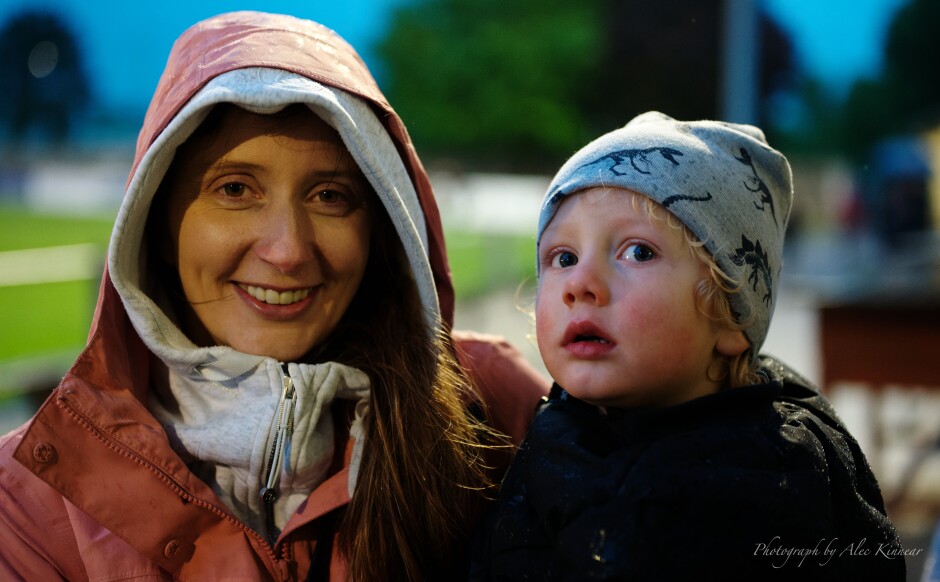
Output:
top-left (475, 112), bottom-right (906, 580)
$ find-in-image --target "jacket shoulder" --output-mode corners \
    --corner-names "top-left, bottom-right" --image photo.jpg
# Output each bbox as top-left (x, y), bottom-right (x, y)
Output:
top-left (0, 424), bottom-right (86, 580)
top-left (453, 331), bottom-right (550, 444)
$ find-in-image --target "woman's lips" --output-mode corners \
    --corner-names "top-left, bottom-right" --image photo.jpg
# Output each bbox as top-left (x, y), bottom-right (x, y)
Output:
top-left (237, 283), bottom-right (311, 305)
top-left (234, 283), bottom-right (315, 319)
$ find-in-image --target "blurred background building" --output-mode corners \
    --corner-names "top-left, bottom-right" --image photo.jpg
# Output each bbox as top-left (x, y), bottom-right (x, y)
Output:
top-left (1, 0), bottom-right (938, 577)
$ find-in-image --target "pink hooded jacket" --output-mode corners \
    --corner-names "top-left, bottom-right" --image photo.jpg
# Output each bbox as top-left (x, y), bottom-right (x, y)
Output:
top-left (0, 12), bottom-right (548, 581)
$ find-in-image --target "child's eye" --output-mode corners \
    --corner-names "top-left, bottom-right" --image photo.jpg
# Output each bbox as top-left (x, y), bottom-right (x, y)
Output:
top-left (623, 243), bottom-right (655, 262)
top-left (551, 251), bottom-right (578, 268)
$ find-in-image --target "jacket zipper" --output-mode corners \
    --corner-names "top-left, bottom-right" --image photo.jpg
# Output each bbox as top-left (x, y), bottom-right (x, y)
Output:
top-left (261, 364), bottom-right (296, 544)
top-left (57, 395), bottom-right (290, 578)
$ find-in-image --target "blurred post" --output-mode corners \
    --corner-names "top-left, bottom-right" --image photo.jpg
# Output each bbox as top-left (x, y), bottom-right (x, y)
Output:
top-left (926, 127), bottom-right (940, 232)
top-left (720, 0), bottom-right (759, 124)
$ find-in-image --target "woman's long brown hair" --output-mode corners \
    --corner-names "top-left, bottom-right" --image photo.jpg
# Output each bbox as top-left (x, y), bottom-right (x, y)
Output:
top-left (313, 197), bottom-right (505, 580)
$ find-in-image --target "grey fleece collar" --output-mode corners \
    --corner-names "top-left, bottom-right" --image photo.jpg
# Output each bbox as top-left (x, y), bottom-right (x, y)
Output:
top-left (149, 358), bottom-right (369, 536)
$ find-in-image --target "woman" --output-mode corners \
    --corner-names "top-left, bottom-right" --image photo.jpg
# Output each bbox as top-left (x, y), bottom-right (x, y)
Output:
top-left (0, 12), bottom-right (549, 581)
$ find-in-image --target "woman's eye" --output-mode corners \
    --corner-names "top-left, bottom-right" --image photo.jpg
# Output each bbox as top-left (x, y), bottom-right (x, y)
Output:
top-left (220, 183), bottom-right (247, 198)
top-left (624, 243), bottom-right (655, 262)
top-left (551, 251), bottom-right (578, 268)
top-left (317, 189), bottom-right (344, 204)
top-left (311, 188), bottom-right (357, 216)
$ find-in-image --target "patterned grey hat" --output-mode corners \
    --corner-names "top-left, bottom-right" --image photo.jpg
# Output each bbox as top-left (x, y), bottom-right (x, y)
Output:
top-left (537, 111), bottom-right (793, 355)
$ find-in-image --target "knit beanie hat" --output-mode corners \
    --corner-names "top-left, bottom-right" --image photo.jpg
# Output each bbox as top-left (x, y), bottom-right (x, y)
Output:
top-left (536, 111), bottom-right (793, 355)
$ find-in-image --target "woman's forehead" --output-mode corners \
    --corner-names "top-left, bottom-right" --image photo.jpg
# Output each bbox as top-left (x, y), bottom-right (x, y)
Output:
top-left (211, 105), bottom-right (343, 148)
top-left (176, 104), bottom-right (355, 171)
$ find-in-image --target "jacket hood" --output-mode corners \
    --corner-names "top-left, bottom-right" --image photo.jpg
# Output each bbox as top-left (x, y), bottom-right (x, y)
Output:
top-left (101, 11), bottom-right (453, 366)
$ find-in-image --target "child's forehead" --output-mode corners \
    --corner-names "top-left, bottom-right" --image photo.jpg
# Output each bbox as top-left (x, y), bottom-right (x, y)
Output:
top-left (551, 187), bottom-right (659, 222)
top-left (542, 185), bottom-right (695, 248)
top-left (562, 187), bottom-right (643, 206)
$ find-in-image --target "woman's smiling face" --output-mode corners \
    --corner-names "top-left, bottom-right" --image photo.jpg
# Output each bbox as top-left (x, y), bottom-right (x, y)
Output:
top-left (160, 105), bottom-right (373, 361)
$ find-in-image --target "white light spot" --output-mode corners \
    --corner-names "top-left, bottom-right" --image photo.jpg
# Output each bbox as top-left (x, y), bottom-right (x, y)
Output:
top-left (28, 41), bottom-right (59, 79)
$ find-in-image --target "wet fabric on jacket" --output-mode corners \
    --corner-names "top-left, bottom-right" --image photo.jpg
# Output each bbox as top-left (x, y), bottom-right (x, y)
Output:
top-left (0, 11), bottom-right (549, 581)
top-left (474, 357), bottom-right (907, 581)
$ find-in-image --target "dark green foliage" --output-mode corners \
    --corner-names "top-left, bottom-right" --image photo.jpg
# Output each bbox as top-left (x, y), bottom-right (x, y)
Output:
top-left (377, 0), bottom-right (603, 171)
top-left (836, 0), bottom-right (936, 161)
top-left (377, 0), bottom-right (796, 172)
top-left (882, 0), bottom-right (940, 122)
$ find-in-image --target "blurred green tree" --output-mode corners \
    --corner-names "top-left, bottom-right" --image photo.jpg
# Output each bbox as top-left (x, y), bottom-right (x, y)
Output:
top-left (0, 10), bottom-right (90, 144)
top-left (377, 0), bottom-right (795, 172)
top-left (377, 0), bottom-right (603, 171)
top-left (840, 0), bottom-right (938, 161)
top-left (882, 0), bottom-right (940, 124)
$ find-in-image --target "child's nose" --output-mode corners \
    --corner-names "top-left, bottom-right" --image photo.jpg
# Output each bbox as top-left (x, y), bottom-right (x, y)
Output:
top-left (254, 199), bottom-right (316, 274)
top-left (563, 259), bottom-right (610, 307)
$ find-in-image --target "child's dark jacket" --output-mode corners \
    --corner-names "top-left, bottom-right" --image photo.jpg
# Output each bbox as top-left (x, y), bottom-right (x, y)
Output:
top-left (475, 356), bottom-right (906, 581)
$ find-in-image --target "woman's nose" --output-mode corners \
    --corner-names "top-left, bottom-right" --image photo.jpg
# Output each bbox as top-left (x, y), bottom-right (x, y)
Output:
top-left (563, 258), bottom-right (610, 307)
top-left (254, 199), bottom-right (315, 274)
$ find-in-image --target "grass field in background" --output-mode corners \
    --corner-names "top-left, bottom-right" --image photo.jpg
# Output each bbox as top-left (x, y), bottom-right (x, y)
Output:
top-left (0, 205), bottom-right (115, 250)
top-left (0, 205), bottom-right (535, 373)
top-left (0, 206), bottom-right (113, 366)
top-left (444, 230), bottom-right (536, 299)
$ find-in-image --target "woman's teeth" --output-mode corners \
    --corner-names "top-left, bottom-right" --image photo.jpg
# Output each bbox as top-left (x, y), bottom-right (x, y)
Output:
top-left (239, 284), bottom-right (311, 305)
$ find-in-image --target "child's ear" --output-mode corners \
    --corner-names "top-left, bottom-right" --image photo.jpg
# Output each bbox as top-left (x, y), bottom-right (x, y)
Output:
top-left (716, 329), bottom-right (749, 357)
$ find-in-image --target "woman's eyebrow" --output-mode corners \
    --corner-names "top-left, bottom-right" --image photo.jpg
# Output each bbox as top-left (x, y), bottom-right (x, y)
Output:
top-left (207, 160), bottom-right (265, 173)
top-left (202, 160), bottom-right (364, 181)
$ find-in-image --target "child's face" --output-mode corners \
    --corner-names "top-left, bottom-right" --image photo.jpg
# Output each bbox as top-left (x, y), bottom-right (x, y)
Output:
top-left (536, 187), bottom-right (744, 408)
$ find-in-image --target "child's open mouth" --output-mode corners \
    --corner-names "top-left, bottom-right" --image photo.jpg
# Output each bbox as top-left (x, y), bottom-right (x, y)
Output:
top-left (563, 322), bottom-right (616, 355)
top-left (574, 334), bottom-right (610, 344)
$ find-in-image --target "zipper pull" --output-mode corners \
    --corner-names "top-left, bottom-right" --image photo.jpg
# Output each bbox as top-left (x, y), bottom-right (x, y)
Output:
top-left (260, 370), bottom-right (296, 504)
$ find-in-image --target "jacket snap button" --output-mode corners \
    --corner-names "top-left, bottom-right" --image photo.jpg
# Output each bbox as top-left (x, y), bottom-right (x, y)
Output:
top-left (261, 487), bottom-right (279, 503)
top-left (32, 442), bottom-right (57, 464)
top-left (164, 540), bottom-right (180, 559)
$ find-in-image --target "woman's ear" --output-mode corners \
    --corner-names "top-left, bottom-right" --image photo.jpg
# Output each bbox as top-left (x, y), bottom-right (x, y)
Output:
top-left (157, 232), bottom-right (177, 266)
top-left (716, 328), bottom-right (750, 357)
top-left (145, 190), bottom-right (178, 267)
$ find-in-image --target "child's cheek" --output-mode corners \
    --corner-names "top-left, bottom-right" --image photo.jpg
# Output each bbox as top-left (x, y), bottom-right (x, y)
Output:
top-left (624, 296), bottom-right (695, 351)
